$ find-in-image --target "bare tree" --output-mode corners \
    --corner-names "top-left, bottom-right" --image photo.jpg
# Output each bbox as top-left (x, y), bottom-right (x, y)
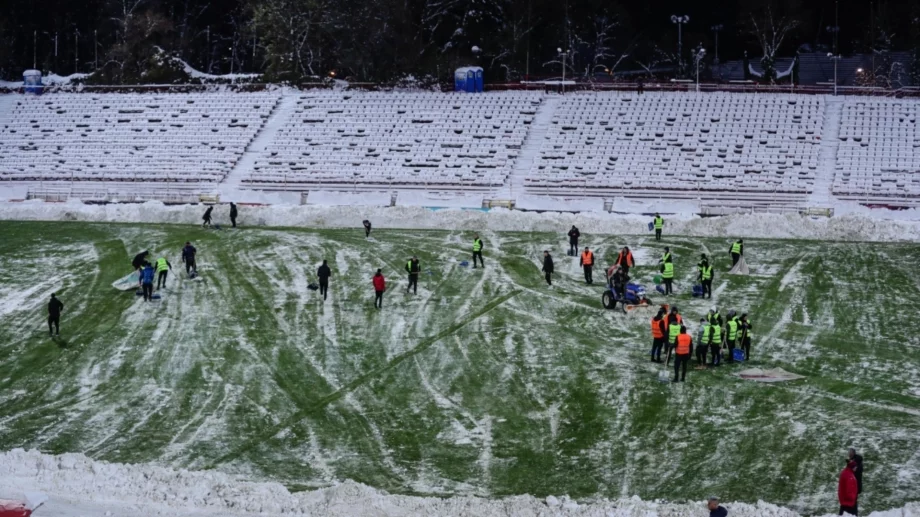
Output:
top-left (250, 0), bottom-right (333, 80)
top-left (747, 5), bottom-right (798, 84)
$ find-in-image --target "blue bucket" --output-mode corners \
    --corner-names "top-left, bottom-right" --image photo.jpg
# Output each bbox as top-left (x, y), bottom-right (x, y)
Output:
top-left (648, 222), bottom-right (654, 231)
top-left (732, 349), bottom-right (745, 362)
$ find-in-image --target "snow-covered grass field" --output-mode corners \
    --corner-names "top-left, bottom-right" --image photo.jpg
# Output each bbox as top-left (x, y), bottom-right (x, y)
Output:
top-left (0, 219), bottom-right (918, 515)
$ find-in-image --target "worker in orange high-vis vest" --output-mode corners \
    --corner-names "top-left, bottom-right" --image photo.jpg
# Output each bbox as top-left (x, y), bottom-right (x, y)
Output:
top-left (673, 326), bottom-right (693, 382)
top-left (650, 307), bottom-right (667, 363)
top-left (580, 247), bottom-right (595, 284)
top-left (615, 246), bottom-right (635, 275)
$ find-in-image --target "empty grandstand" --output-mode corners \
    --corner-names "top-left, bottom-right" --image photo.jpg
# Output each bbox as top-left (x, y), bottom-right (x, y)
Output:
top-left (0, 92), bottom-right (279, 185)
top-left (523, 92), bottom-right (824, 205)
top-left (243, 92), bottom-right (542, 190)
top-left (835, 98), bottom-right (920, 201)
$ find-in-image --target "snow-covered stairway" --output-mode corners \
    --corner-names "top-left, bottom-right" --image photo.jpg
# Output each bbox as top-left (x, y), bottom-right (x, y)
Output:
top-left (496, 96), bottom-right (562, 199)
top-left (808, 98), bottom-right (844, 206)
top-left (219, 89), bottom-right (298, 192)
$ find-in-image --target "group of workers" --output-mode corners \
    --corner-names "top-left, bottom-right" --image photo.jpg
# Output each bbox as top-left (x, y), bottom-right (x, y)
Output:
top-left (651, 305), bottom-right (754, 382)
top-left (202, 203), bottom-right (238, 228)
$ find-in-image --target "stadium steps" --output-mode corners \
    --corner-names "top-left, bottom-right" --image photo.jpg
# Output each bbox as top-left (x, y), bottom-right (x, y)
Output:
top-left (496, 95), bottom-right (562, 199)
top-left (219, 91), bottom-right (291, 193)
top-left (809, 97), bottom-right (843, 206)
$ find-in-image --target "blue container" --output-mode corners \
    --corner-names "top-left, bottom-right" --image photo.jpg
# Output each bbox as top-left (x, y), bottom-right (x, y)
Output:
top-left (23, 69), bottom-right (43, 95)
top-left (732, 349), bottom-right (745, 362)
top-left (648, 221), bottom-right (654, 231)
top-left (454, 67), bottom-right (483, 93)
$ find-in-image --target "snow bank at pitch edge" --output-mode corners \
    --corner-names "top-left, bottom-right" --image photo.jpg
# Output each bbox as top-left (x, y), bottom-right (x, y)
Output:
top-left (2, 200), bottom-right (920, 243)
top-left (0, 449), bottom-right (916, 517)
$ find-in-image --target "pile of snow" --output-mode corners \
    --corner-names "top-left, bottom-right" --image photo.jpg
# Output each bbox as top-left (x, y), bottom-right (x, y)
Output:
top-left (2, 200), bottom-right (920, 243)
top-left (1, 449), bottom-right (916, 517)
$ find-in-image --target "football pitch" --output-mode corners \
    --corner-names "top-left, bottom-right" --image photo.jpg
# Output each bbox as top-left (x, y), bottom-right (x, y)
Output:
top-left (0, 221), bottom-right (917, 514)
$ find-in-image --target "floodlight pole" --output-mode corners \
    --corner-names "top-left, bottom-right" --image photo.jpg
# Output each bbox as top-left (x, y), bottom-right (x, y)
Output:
top-left (671, 15), bottom-right (690, 77)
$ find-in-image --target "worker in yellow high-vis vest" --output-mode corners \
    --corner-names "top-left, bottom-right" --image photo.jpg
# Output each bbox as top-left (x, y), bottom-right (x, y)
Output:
top-left (730, 239), bottom-right (744, 266)
top-left (472, 235), bottom-right (484, 269)
top-left (653, 213), bottom-right (664, 241)
top-left (698, 254), bottom-right (713, 299)
top-left (725, 311), bottom-right (740, 363)
top-left (739, 313), bottom-right (754, 360)
top-left (155, 256), bottom-right (172, 290)
top-left (659, 248), bottom-right (674, 295)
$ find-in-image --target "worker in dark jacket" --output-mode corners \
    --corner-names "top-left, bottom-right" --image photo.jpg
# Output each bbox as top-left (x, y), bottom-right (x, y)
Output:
top-left (730, 239), bottom-right (744, 266)
top-left (472, 234), bottom-right (484, 268)
top-left (542, 251), bottom-right (554, 286)
top-left (406, 256), bottom-right (421, 294)
top-left (132, 250), bottom-right (150, 271)
top-left (139, 262), bottom-right (156, 301)
top-left (848, 449), bottom-right (864, 494)
top-left (363, 220), bottom-right (372, 238)
top-left (202, 206), bottom-right (213, 227)
top-left (229, 202), bottom-right (238, 228)
top-left (317, 260), bottom-right (332, 301)
top-left (567, 226), bottom-right (580, 255)
top-left (610, 266), bottom-right (629, 312)
top-left (47, 293), bottom-right (64, 337)
top-left (698, 254), bottom-right (713, 299)
top-left (181, 242), bottom-right (197, 276)
top-left (707, 497), bottom-right (728, 517)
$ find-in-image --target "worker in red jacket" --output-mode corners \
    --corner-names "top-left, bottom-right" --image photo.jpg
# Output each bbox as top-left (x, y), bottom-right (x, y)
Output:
top-left (838, 460), bottom-right (859, 516)
top-left (372, 269), bottom-right (386, 309)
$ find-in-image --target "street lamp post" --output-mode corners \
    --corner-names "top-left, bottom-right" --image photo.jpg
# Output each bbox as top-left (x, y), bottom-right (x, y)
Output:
top-left (694, 44), bottom-right (706, 93)
top-left (828, 53), bottom-right (841, 95)
top-left (671, 15), bottom-right (690, 77)
top-left (826, 1), bottom-right (840, 95)
top-left (557, 48), bottom-right (570, 95)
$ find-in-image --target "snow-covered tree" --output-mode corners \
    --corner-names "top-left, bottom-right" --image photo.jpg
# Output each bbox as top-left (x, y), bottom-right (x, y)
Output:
top-left (746, 5), bottom-right (798, 84)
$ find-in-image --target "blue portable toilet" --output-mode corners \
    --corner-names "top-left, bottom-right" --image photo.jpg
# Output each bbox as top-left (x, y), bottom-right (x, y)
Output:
top-left (22, 70), bottom-right (43, 95)
top-left (454, 67), bottom-right (483, 93)
top-left (474, 68), bottom-right (484, 92)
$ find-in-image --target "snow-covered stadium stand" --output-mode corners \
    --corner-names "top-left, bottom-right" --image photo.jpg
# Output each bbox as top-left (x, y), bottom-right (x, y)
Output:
top-left (0, 93), bottom-right (279, 184)
top-left (243, 92), bottom-right (542, 189)
top-left (834, 99), bottom-right (920, 200)
top-left (3, 89), bottom-right (920, 209)
top-left (523, 92), bottom-right (824, 204)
